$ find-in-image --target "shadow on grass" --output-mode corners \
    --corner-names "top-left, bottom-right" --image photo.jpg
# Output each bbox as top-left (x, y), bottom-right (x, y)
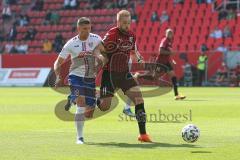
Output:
top-left (182, 99), bottom-right (208, 101)
top-left (86, 142), bottom-right (201, 149)
top-left (148, 121), bottom-right (185, 124)
top-left (191, 151), bottom-right (212, 154)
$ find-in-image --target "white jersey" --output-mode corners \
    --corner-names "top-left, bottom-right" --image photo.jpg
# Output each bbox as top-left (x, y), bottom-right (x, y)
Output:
top-left (59, 33), bottom-right (102, 78)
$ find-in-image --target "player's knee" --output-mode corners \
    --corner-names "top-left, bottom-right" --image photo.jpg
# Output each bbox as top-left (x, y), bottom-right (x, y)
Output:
top-left (134, 97), bottom-right (144, 105)
top-left (99, 104), bottom-right (111, 111)
top-left (99, 102), bottom-right (111, 111)
top-left (76, 96), bottom-right (86, 107)
top-left (98, 97), bottom-right (112, 111)
top-left (84, 108), bottom-right (94, 118)
top-left (126, 89), bottom-right (144, 105)
top-left (84, 112), bottom-right (93, 118)
top-left (169, 71), bottom-right (176, 78)
top-left (99, 107), bottom-right (109, 111)
top-left (129, 96), bottom-right (144, 105)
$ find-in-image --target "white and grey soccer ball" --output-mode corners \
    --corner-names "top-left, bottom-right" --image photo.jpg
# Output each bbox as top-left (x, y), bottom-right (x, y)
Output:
top-left (181, 124), bottom-right (200, 143)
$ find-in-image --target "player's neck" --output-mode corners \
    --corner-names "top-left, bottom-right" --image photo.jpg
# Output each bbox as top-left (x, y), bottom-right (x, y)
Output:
top-left (78, 34), bottom-right (89, 41)
top-left (167, 37), bottom-right (173, 41)
top-left (118, 27), bottom-right (128, 34)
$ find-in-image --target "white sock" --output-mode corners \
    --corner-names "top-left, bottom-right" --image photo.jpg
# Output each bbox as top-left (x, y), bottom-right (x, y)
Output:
top-left (75, 106), bottom-right (85, 139)
top-left (124, 98), bottom-right (132, 110)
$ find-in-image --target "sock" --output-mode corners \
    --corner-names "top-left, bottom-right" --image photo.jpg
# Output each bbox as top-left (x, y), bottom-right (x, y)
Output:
top-left (171, 76), bottom-right (179, 96)
top-left (75, 106), bottom-right (85, 139)
top-left (96, 97), bottom-right (101, 107)
top-left (135, 103), bottom-right (146, 134)
top-left (124, 98), bottom-right (131, 110)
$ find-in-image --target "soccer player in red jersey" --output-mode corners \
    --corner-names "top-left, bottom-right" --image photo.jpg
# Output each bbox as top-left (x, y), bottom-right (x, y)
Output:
top-left (155, 29), bottom-right (186, 100)
top-left (97, 10), bottom-right (152, 142)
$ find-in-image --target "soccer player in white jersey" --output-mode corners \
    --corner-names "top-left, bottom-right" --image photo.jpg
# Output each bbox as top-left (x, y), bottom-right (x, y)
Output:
top-left (54, 17), bottom-right (106, 144)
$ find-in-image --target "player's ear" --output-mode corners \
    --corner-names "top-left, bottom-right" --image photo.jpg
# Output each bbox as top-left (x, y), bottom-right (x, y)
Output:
top-left (77, 26), bottom-right (81, 32)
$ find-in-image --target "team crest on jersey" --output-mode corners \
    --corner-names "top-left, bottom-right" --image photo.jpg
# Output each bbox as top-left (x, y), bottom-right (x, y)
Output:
top-left (129, 37), bottom-right (133, 42)
top-left (88, 42), bottom-right (93, 48)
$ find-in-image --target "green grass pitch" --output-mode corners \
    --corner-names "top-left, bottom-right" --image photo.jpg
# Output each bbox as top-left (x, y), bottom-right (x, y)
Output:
top-left (0, 87), bottom-right (240, 160)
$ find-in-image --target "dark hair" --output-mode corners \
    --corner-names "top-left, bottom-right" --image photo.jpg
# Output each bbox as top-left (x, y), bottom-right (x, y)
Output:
top-left (77, 17), bottom-right (91, 26)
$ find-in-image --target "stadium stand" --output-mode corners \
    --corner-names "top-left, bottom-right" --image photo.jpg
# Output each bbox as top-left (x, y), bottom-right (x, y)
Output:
top-left (1, 0), bottom-right (240, 84)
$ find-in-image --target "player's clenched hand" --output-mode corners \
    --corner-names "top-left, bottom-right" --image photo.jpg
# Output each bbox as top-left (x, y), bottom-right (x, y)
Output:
top-left (138, 58), bottom-right (145, 68)
top-left (171, 59), bottom-right (177, 66)
top-left (55, 76), bottom-right (64, 88)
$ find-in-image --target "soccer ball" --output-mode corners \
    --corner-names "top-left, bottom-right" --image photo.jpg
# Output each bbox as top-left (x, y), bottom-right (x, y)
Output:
top-left (181, 124), bottom-right (200, 143)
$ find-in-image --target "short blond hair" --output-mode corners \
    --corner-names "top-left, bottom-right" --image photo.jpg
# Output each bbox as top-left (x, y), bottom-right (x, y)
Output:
top-left (166, 28), bottom-right (173, 34)
top-left (117, 10), bottom-right (131, 21)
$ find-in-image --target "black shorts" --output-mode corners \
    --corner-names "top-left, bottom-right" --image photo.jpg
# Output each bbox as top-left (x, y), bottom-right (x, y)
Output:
top-left (155, 62), bottom-right (173, 73)
top-left (100, 70), bottom-right (138, 98)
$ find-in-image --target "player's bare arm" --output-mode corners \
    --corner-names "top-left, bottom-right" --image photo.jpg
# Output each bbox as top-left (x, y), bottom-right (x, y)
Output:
top-left (131, 49), bottom-right (144, 63)
top-left (54, 56), bottom-right (65, 87)
top-left (93, 42), bottom-right (108, 66)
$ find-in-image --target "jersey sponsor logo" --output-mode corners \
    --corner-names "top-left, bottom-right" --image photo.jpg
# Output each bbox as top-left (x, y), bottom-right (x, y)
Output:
top-left (119, 41), bottom-right (133, 51)
top-left (74, 45), bottom-right (80, 47)
top-left (77, 51), bottom-right (92, 58)
top-left (105, 40), bottom-right (133, 53)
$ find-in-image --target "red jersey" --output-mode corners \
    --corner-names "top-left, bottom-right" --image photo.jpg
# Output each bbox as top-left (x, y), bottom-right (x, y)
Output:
top-left (103, 27), bottom-right (136, 72)
top-left (156, 37), bottom-right (173, 64)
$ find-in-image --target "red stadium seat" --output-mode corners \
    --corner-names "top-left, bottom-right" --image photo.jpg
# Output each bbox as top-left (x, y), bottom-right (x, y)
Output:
top-left (5, 0), bottom-right (238, 78)
top-left (47, 32), bottom-right (56, 40)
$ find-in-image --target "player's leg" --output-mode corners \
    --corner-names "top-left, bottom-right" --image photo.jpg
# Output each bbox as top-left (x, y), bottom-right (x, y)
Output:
top-left (125, 86), bottom-right (152, 142)
top-left (69, 75), bottom-right (96, 144)
top-left (82, 78), bottom-right (96, 118)
top-left (75, 94), bottom-right (95, 145)
top-left (134, 72), bottom-right (155, 81)
top-left (197, 69), bottom-right (204, 86)
top-left (168, 70), bottom-right (178, 96)
top-left (75, 97), bottom-right (85, 144)
top-left (121, 73), bottom-right (151, 142)
top-left (68, 75), bottom-right (85, 144)
top-left (64, 94), bottom-right (76, 111)
top-left (97, 70), bottom-right (115, 111)
top-left (68, 93), bottom-right (86, 144)
top-left (123, 98), bottom-right (135, 117)
top-left (167, 69), bottom-right (186, 100)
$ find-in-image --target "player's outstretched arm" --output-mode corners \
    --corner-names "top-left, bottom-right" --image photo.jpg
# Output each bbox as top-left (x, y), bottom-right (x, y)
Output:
top-left (132, 43), bottom-right (144, 63)
top-left (93, 42), bottom-right (108, 69)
